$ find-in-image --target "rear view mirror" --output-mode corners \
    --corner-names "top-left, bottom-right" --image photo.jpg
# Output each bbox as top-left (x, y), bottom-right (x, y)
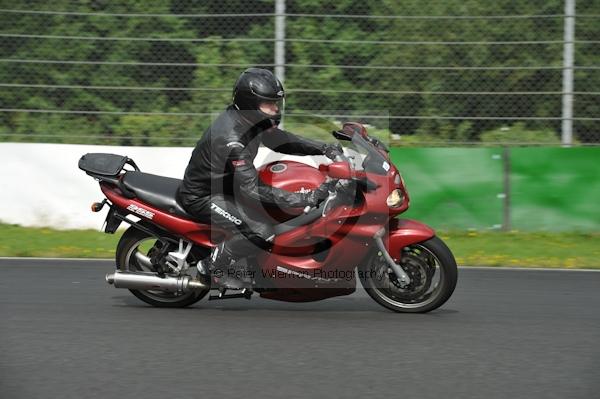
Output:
top-left (332, 130), bottom-right (353, 141)
top-left (342, 122), bottom-right (368, 139)
top-left (332, 122), bottom-right (369, 141)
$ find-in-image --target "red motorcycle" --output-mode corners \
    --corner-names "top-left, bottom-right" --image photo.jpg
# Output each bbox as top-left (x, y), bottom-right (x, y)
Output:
top-left (80, 122), bottom-right (457, 313)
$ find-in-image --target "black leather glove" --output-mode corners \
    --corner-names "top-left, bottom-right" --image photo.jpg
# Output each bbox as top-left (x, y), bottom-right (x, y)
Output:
top-left (322, 143), bottom-right (343, 160)
top-left (302, 181), bottom-right (336, 206)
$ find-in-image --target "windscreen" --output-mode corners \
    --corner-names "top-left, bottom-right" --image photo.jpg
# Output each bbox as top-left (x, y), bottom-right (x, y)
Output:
top-left (349, 133), bottom-right (390, 175)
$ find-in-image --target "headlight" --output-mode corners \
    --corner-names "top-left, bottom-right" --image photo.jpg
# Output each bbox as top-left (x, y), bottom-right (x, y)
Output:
top-left (386, 189), bottom-right (404, 208)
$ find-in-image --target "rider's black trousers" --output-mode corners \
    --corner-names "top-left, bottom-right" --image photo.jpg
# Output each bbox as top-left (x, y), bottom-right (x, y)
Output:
top-left (176, 192), bottom-right (275, 259)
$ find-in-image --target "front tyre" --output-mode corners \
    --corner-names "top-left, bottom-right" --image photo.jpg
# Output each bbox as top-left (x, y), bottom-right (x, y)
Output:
top-left (359, 236), bottom-right (457, 313)
top-left (115, 226), bottom-right (209, 308)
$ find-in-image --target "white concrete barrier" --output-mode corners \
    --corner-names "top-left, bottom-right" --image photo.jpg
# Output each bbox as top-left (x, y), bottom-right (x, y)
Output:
top-left (0, 143), bottom-right (327, 229)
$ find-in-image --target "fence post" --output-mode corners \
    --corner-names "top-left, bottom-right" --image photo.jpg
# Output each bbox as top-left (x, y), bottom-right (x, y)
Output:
top-left (502, 147), bottom-right (512, 231)
top-left (274, 0), bottom-right (286, 128)
top-left (561, 0), bottom-right (575, 146)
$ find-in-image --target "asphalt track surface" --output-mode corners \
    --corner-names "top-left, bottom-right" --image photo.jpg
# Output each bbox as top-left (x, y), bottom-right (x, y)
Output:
top-left (1, 259), bottom-right (599, 399)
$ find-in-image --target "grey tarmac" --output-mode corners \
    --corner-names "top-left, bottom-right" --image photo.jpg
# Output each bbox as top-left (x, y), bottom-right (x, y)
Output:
top-left (1, 259), bottom-right (598, 399)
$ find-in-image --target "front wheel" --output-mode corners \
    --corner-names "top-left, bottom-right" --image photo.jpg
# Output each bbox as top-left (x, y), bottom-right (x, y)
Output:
top-left (359, 236), bottom-right (457, 313)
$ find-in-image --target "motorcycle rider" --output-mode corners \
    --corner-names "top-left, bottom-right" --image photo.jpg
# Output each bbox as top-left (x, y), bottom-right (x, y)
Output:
top-left (176, 68), bottom-right (341, 290)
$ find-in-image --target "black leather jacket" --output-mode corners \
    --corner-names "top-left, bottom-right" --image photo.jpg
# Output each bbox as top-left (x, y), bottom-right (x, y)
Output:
top-left (178, 105), bottom-right (325, 207)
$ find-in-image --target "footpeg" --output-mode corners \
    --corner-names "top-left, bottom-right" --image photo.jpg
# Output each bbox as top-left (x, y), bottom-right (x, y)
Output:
top-left (209, 288), bottom-right (253, 301)
top-left (242, 288), bottom-right (252, 299)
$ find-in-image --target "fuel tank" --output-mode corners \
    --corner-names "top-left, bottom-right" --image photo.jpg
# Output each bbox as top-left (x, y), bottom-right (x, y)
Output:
top-left (257, 160), bottom-right (326, 221)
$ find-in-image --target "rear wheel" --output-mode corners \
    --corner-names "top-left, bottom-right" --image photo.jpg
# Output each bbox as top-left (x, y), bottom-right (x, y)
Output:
top-left (359, 236), bottom-right (457, 313)
top-left (115, 226), bottom-right (210, 307)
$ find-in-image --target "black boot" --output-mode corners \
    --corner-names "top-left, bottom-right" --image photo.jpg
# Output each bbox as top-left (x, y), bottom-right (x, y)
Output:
top-left (210, 243), bottom-right (253, 290)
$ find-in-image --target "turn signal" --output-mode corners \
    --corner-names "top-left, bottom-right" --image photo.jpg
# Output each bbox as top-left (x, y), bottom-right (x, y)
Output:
top-left (91, 201), bottom-right (105, 212)
top-left (386, 189), bottom-right (404, 208)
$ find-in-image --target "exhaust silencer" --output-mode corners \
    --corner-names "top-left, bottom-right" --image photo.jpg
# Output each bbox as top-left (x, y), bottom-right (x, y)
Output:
top-left (105, 270), bottom-right (208, 293)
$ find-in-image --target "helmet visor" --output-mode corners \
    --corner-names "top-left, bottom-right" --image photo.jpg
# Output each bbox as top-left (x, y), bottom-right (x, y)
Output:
top-left (258, 99), bottom-right (284, 117)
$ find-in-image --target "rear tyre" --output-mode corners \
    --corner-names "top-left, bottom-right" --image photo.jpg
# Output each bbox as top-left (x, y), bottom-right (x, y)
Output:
top-left (359, 236), bottom-right (457, 313)
top-left (115, 226), bottom-right (209, 308)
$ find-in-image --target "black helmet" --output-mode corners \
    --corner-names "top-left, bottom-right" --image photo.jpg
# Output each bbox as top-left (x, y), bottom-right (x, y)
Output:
top-left (233, 68), bottom-right (285, 126)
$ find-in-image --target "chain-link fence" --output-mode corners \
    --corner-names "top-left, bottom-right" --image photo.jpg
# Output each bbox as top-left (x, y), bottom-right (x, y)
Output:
top-left (0, 0), bottom-right (598, 146)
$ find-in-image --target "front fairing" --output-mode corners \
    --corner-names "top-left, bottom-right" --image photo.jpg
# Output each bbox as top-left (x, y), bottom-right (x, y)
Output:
top-left (340, 132), bottom-right (409, 217)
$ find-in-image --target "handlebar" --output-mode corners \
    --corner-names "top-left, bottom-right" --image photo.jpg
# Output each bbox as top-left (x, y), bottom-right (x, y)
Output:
top-left (303, 178), bottom-right (342, 215)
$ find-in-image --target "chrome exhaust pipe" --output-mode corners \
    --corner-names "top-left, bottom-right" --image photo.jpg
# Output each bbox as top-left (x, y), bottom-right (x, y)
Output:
top-left (134, 250), bottom-right (154, 269)
top-left (105, 270), bottom-right (208, 293)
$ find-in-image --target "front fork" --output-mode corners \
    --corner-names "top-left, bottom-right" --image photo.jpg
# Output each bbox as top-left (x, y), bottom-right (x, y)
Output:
top-left (373, 228), bottom-right (411, 287)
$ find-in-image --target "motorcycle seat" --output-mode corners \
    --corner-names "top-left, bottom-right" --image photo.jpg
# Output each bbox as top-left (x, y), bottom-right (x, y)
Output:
top-left (121, 171), bottom-right (194, 219)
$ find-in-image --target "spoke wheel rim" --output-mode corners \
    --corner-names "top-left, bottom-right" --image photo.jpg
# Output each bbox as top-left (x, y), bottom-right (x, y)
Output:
top-left (124, 237), bottom-right (198, 302)
top-left (369, 244), bottom-right (445, 309)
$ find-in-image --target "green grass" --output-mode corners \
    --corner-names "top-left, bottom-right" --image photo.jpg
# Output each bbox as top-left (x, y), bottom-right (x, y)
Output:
top-left (0, 223), bottom-right (598, 269)
top-left (0, 224), bottom-right (120, 259)
top-left (439, 230), bottom-right (600, 269)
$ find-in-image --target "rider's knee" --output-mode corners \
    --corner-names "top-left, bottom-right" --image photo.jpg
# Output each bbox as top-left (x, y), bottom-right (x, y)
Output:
top-left (247, 228), bottom-right (275, 251)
